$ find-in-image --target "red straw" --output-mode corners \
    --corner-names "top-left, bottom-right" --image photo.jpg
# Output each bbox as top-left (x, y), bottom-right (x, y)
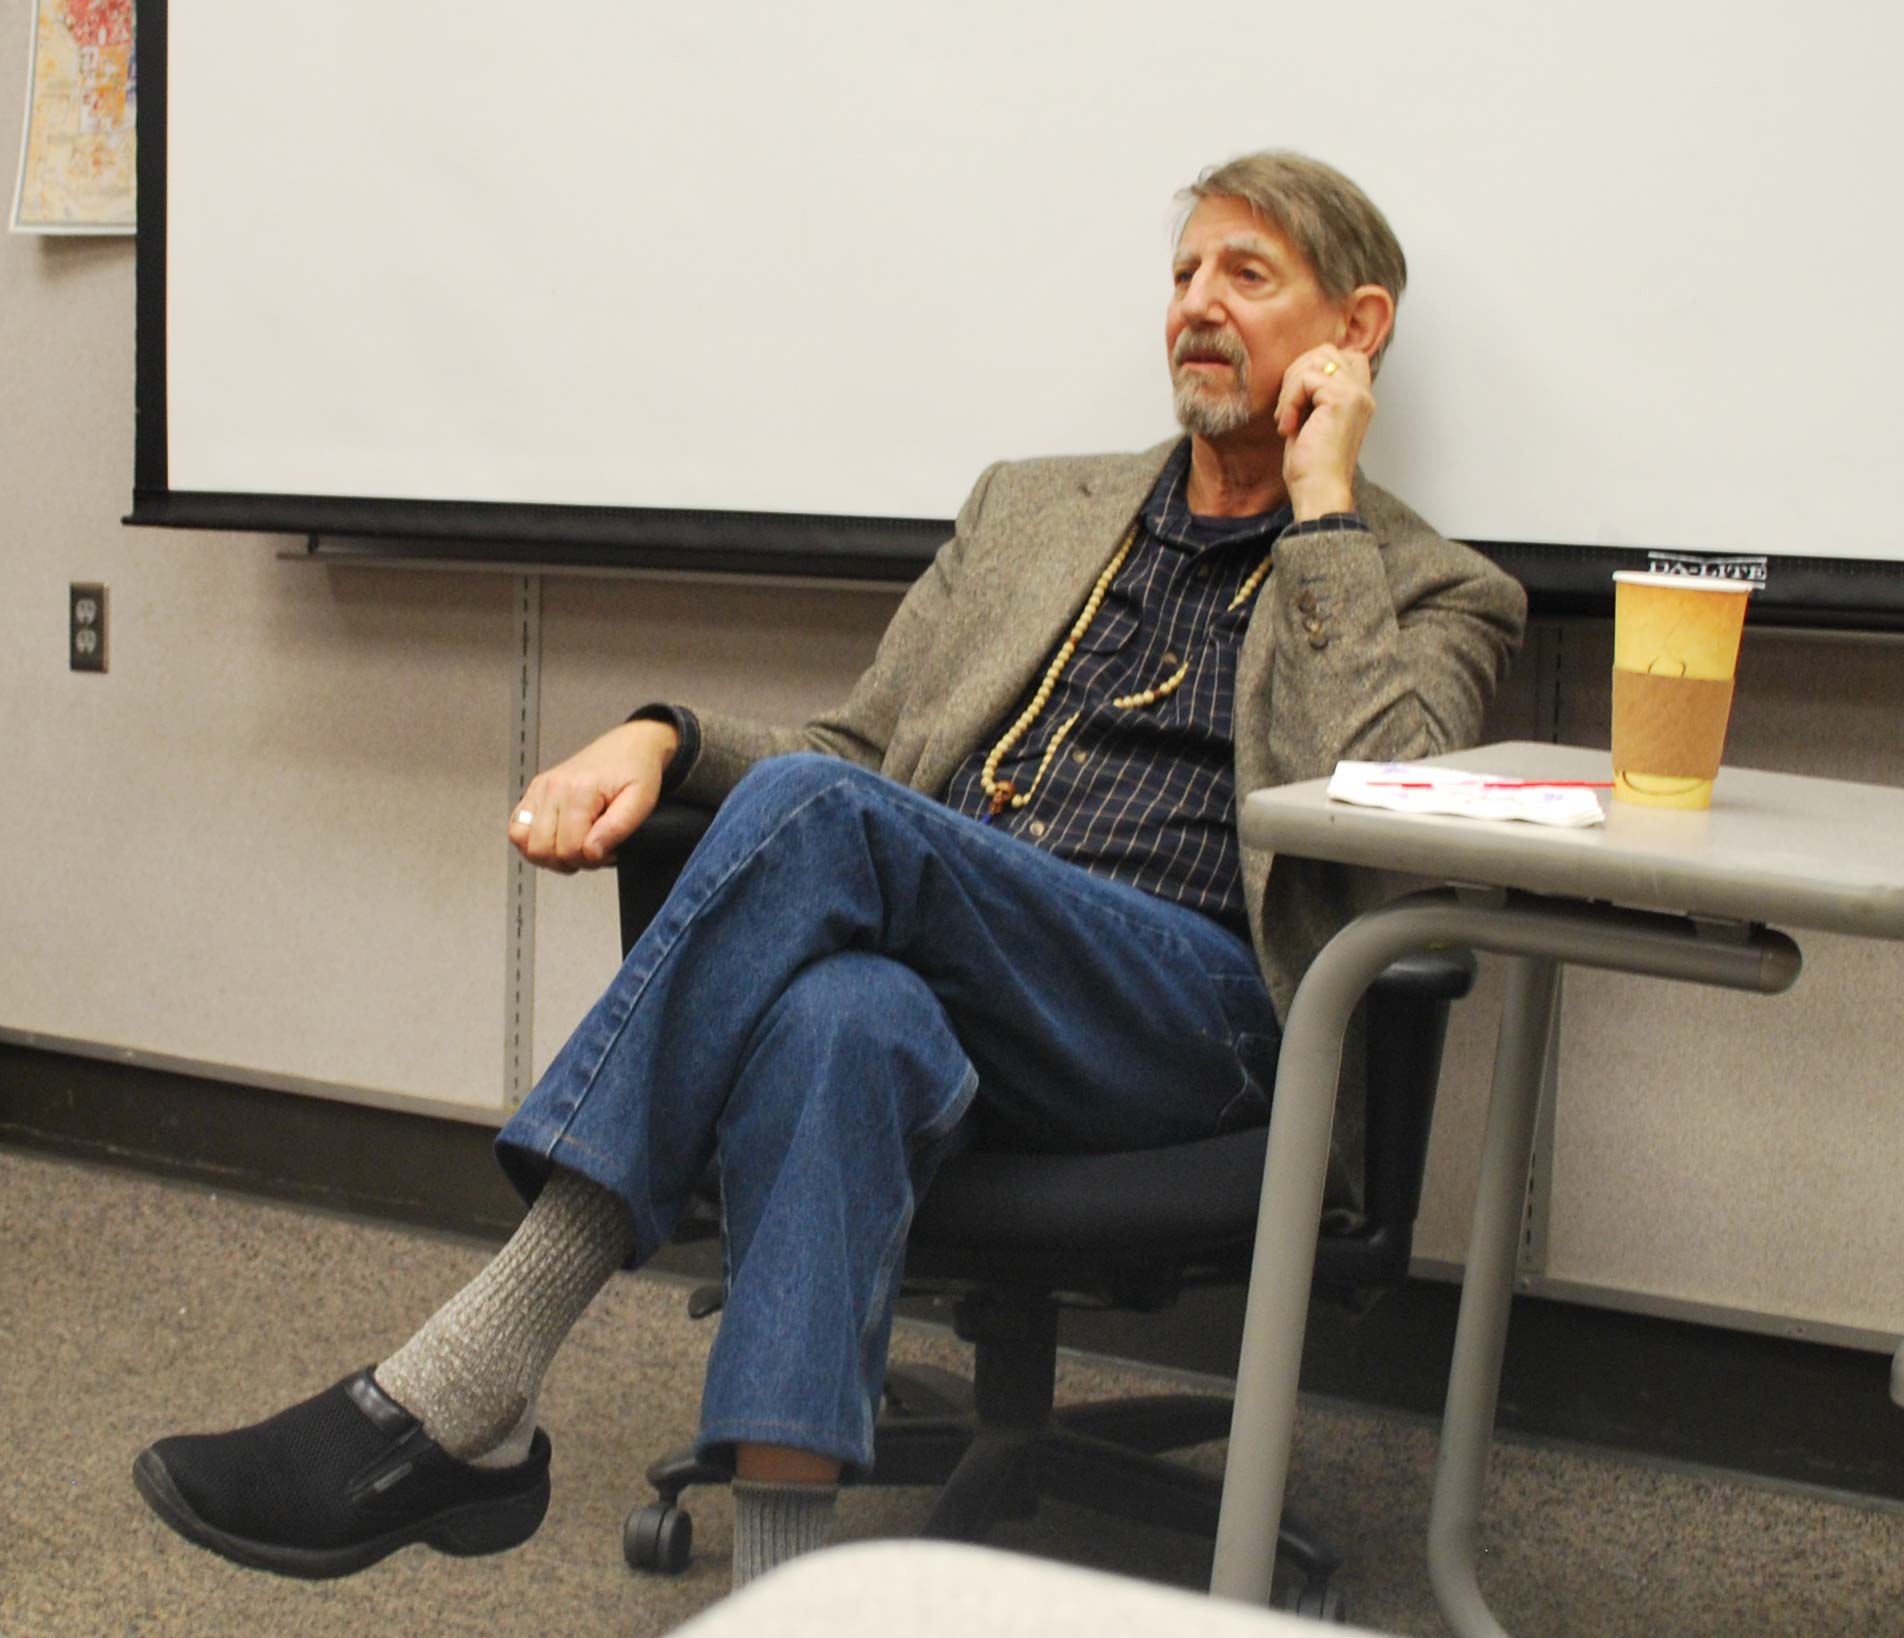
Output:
top-left (1366, 780), bottom-right (1613, 789)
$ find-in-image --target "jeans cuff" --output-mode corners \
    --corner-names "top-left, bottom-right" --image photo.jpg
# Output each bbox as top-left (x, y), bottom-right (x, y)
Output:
top-left (493, 1119), bottom-right (664, 1268)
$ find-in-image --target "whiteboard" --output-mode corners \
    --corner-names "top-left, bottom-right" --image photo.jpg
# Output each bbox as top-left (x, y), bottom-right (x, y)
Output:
top-left (151, 0), bottom-right (1903, 564)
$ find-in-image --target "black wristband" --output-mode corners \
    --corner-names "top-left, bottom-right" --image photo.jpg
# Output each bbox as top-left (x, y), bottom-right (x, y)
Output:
top-left (625, 703), bottom-right (700, 797)
top-left (1282, 512), bottom-right (1366, 538)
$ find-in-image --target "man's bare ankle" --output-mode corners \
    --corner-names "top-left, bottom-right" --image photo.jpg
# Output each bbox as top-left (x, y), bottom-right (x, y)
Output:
top-left (734, 1443), bottom-right (841, 1485)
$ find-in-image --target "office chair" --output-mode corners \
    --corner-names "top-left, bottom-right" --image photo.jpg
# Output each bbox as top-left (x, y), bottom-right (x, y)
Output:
top-left (613, 800), bottom-right (1472, 1618)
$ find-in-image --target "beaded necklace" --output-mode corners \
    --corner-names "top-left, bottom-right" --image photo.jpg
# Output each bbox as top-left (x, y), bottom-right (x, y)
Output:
top-left (978, 526), bottom-right (1276, 821)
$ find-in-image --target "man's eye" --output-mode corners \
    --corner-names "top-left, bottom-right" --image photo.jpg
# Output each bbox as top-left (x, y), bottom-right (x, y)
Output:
top-left (1172, 268), bottom-right (1193, 287)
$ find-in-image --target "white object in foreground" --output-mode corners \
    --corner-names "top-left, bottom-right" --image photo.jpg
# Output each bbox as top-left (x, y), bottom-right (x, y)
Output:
top-left (675, 1541), bottom-right (1397, 1638)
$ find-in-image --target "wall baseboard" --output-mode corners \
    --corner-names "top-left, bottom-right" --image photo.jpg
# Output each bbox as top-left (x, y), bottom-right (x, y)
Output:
top-left (0, 1039), bottom-right (523, 1240)
top-left (5, 1040), bottom-right (1899, 1507)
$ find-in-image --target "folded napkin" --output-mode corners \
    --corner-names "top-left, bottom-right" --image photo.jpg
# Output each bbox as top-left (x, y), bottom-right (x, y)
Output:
top-left (1327, 761), bottom-right (1606, 828)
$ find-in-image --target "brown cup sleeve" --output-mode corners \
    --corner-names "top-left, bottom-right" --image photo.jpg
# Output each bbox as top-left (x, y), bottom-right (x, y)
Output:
top-left (1611, 670), bottom-right (1735, 780)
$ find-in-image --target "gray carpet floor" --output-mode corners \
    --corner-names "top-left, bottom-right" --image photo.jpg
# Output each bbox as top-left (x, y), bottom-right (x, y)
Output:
top-left (4, 1145), bottom-right (1901, 1636)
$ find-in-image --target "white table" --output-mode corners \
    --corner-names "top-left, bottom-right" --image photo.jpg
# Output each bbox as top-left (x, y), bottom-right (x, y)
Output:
top-left (1212, 742), bottom-right (1904, 1635)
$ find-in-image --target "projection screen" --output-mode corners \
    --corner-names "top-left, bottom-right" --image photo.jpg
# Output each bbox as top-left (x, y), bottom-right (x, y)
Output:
top-left (130, 0), bottom-right (1904, 622)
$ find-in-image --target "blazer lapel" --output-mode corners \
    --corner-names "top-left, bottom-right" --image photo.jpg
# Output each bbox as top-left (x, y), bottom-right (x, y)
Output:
top-left (914, 440), bottom-right (1179, 796)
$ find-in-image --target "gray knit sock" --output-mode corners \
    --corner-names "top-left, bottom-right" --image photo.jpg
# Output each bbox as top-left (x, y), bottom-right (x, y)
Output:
top-left (374, 1166), bottom-right (634, 1466)
top-left (730, 1481), bottom-right (839, 1589)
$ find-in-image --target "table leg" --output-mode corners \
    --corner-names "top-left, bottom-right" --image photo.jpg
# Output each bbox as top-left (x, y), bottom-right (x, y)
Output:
top-left (1208, 921), bottom-right (1383, 1601)
top-left (1427, 955), bottom-right (1561, 1638)
top-left (1208, 888), bottom-right (1798, 1609)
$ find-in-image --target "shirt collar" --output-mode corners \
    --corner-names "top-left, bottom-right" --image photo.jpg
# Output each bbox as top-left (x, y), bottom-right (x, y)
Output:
top-left (1141, 441), bottom-right (1292, 553)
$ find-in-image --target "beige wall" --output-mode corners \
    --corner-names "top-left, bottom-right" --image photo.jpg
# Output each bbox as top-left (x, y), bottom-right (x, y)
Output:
top-left (4, 4), bottom-right (1899, 1342)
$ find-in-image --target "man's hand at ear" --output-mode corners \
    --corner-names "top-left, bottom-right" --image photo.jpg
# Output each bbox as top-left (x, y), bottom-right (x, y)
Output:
top-left (508, 718), bottom-right (679, 873)
top-left (1276, 343), bottom-right (1376, 522)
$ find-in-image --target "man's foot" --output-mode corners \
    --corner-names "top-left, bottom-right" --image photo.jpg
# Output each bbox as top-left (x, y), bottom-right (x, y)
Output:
top-left (132, 1368), bottom-right (552, 1579)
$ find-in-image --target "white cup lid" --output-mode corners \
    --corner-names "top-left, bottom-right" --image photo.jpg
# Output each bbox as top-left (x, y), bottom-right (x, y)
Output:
top-left (1611, 571), bottom-right (1755, 593)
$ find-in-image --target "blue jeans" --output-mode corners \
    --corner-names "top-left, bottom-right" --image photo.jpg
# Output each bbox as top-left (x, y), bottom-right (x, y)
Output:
top-left (495, 754), bottom-right (1282, 1476)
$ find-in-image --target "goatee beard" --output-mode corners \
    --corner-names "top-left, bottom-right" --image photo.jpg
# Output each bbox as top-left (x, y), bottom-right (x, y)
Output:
top-left (1173, 377), bottom-right (1253, 438)
top-left (1171, 330), bottom-right (1252, 437)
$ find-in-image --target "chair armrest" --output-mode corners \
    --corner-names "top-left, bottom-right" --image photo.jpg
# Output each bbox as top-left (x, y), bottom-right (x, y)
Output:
top-left (616, 802), bottom-right (719, 956)
top-left (1365, 948), bottom-right (1477, 1003)
top-left (1358, 945), bottom-right (1476, 1250)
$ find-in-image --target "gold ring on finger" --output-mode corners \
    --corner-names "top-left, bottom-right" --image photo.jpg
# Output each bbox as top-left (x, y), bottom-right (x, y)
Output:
top-left (1323, 361), bottom-right (1338, 376)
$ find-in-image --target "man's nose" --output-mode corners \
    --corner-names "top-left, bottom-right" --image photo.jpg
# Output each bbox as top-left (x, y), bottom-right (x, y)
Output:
top-left (1178, 266), bottom-right (1224, 325)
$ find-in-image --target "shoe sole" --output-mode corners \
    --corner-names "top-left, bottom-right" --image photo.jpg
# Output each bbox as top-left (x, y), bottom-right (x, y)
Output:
top-left (132, 1447), bottom-right (551, 1580)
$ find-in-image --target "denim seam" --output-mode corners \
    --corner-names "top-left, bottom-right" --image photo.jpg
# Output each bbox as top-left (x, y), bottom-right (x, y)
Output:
top-left (1214, 1080), bottom-right (1272, 1134)
top-left (912, 1061), bottom-right (981, 1149)
top-left (855, 1217), bottom-right (910, 1459)
top-left (1213, 1029), bottom-right (1281, 1134)
top-left (716, 1153), bottom-right (733, 1299)
top-left (700, 1416), bottom-right (852, 1436)
top-left (496, 1114), bottom-right (622, 1169)
top-left (854, 1061), bottom-right (981, 1451)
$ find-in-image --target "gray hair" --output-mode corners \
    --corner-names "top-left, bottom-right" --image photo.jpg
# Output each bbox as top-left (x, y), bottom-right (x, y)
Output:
top-left (1182, 151), bottom-right (1407, 371)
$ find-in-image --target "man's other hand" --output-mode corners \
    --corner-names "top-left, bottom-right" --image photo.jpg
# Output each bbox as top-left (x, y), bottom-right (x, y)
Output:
top-left (1277, 343), bottom-right (1375, 522)
top-left (508, 719), bottom-right (680, 873)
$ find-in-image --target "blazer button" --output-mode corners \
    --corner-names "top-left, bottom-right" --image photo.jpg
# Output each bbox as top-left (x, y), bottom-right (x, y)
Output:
top-left (1308, 631), bottom-right (1330, 650)
top-left (1302, 616), bottom-right (1324, 635)
top-left (1297, 590), bottom-right (1319, 614)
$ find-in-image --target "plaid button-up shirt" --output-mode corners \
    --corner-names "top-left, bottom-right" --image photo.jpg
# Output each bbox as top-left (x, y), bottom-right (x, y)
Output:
top-left (943, 441), bottom-right (1361, 937)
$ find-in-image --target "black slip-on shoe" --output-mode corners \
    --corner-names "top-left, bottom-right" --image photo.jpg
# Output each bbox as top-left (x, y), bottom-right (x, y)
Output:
top-left (132, 1367), bottom-right (551, 1579)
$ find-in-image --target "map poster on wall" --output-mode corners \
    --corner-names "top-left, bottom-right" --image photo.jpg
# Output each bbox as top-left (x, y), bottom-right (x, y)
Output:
top-left (10, 0), bottom-right (136, 234)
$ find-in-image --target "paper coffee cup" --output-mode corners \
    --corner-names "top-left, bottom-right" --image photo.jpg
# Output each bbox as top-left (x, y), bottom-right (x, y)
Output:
top-left (1610, 572), bottom-right (1752, 809)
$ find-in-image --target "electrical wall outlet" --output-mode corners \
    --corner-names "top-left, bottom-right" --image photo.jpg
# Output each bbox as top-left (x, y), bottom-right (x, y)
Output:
top-left (70, 582), bottom-right (108, 672)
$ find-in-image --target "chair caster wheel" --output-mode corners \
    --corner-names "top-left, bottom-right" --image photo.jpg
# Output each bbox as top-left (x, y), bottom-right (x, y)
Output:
top-left (1283, 1578), bottom-right (1346, 1623)
top-left (625, 1502), bottom-right (694, 1574)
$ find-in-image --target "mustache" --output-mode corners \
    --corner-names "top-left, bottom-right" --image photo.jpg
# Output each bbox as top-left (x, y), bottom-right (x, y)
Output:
top-left (1171, 328), bottom-right (1248, 371)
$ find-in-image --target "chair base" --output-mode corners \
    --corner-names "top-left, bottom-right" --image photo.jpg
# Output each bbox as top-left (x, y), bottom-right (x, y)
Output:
top-left (626, 1290), bottom-right (1343, 1596)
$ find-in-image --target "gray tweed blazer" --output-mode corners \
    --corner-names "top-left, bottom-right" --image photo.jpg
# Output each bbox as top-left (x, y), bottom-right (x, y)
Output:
top-left (674, 438), bottom-right (1526, 1179)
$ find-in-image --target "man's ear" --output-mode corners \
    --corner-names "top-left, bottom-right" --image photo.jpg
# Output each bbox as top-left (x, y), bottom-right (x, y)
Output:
top-left (1337, 284), bottom-right (1396, 362)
